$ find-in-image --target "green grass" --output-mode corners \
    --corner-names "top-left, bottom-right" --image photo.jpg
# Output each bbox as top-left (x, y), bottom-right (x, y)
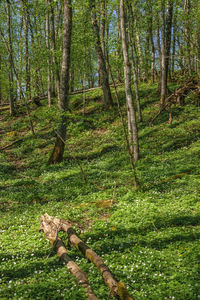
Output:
top-left (0, 82), bottom-right (200, 299)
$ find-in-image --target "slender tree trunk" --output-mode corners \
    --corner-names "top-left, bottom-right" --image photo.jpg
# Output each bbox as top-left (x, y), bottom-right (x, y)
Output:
top-left (49, 0), bottom-right (60, 98)
top-left (22, 8), bottom-right (31, 100)
top-left (49, 0), bottom-right (72, 164)
top-left (25, 4), bottom-right (42, 96)
top-left (131, 1), bottom-right (143, 82)
top-left (147, 1), bottom-right (156, 83)
top-left (165, 0), bottom-right (173, 82)
top-left (46, 0), bottom-right (53, 107)
top-left (160, 3), bottom-right (167, 106)
top-left (184, 0), bottom-right (192, 75)
top-left (127, 5), bottom-right (142, 122)
top-left (89, 0), bottom-right (113, 108)
top-left (171, 13), bottom-right (177, 77)
top-left (6, 0), bottom-right (15, 115)
top-left (160, 0), bottom-right (173, 106)
top-left (0, 55), bottom-right (1, 104)
top-left (156, 17), bottom-right (162, 86)
top-left (116, 7), bottom-right (121, 83)
top-left (100, 0), bottom-right (106, 57)
top-left (120, 0), bottom-right (139, 161)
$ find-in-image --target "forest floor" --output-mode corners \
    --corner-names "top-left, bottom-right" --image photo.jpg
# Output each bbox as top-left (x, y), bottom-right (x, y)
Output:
top-left (0, 82), bottom-right (200, 299)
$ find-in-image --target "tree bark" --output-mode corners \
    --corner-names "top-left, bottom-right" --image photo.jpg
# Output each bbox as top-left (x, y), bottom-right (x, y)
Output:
top-left (49, 0), bottom-right (60, 99)
top-left (48, 0), bottom-right (72, 164)
top-left (46, 0), bottom-right (53, 107)
top-left (6, 0), bottom-right (15, 116)
top-left (171, 13), bottom-right (177, 77)
top-left (147, 1), bottom-right (156, 83)
top-left (131, 1), bottom-right (143, 82)
top-left (160, 3), bottom-right (167, 106)
top-left (39, 218), bottom-right (98, 300)
top-left (120, 0), bottom-right (139, 162)
top-left (21, 1), bottom-right (31, 100)
top-left (89, 0), bottom-right (113, 108)
top-left (39, 214), bottom-right (133, 300)
top-left (0, 55), bottom-right (2, 104)
top-left (160, 0), bottom-right (173, 106)
top-left (184, 0), bottom-right (192, 75)
top-left (127, 4), bottom-right (142, 122)
top-left (165, 0), bottom-right (173, 82)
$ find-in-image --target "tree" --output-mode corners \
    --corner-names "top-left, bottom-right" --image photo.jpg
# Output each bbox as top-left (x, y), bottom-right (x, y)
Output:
top-left (89, 0), bottom-right (113, 108)
top-left (49, 0), bottom-right (72, 164)
top-left (160, 0), bottom-right (173, 106)
top-left (6, 0), bottom-right (15, 115)
top-left (120, 0), bottom-right (139, 162)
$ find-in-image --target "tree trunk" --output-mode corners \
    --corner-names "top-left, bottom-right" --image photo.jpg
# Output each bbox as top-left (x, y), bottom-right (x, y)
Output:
top-left (184, 0), bottom-right (192, 75)
top-left (89, 0), bottom-right (113, 108)
top-left (156, 17), bottom-right (162, 87)
top-left (131, 1), bottom-right (143, 82)
top-left (120, 0), bottom-right (139, 162)
top-left (160, 3), bottom-right (167, 106)
top-left (147, 1), bottom-right (156, 83)
top-left (48, 0), bottom-right (72, 164)
top-left (116, 7), bottom-right (122, 83)
top-left (40, 214), bottom-right (133, 300)
top-left (6, 0), bottom-right (15, 116)
top-left (171, 13), bottom-right (177, 77)
top-left (46, 0), bottom-right (53, 107)
top-left (39, 218), bottom-right (98, 300)
top-left (21, 1), bottom-right (31, 100)
top-left (0, 55), bottom-right (2, 104)
top-left (160, 0), bottom-right (173, 106)
top-left (165, 0), bottom-right (173, 82)
top-left (49, 0), bottom-right (60, 98)
top-left (127, 5), bottom-right (142, 122)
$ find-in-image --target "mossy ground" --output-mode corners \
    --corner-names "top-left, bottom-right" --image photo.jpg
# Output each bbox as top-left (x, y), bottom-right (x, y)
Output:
top-left (0, 83), bottom-right (200, 299)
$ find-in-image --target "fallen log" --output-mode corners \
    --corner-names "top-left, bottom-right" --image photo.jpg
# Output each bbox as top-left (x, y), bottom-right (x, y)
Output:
top-left (40, 214), bottom-right (133, 300)
top-left (39, 218), bottom-right (98, 300)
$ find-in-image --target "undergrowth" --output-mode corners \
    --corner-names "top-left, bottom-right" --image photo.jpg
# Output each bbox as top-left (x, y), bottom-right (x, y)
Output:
top-left (0, 83), bottom-right (200, 299)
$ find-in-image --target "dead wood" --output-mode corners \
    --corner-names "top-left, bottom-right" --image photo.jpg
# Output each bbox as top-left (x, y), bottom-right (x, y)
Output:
top-left (69, 84), bottom-right (123, 96)
top-left (0, 106), bottom-right (10, 112)
top-left (39, 213), bottom-right (133, 300)
top-left (39, 216), bottom-right (98, 300)
top-left (0, 138), bottom-right (23, 151)
top-left (0, 94), bottom-right (47, 112)
top-left (149, 80), bottom-right (198, 125)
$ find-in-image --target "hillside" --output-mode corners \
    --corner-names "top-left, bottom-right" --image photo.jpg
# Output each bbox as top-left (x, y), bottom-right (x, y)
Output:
top-left (0, 82), bottom-right (200, 299)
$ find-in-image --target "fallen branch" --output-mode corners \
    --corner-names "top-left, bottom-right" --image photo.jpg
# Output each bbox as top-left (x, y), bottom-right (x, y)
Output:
top-left (69, 84), bottom-right (123, 96)
top-left (0, 106), bottom-right (10, 112)
top-left (39, 217), bottom-right (98, 300)
top-left (39, 214), bottom-right (133, 300)
top-left (149, 80), bottom-right (198, 125)
top-left (0, 138), bottom-right (23, 151)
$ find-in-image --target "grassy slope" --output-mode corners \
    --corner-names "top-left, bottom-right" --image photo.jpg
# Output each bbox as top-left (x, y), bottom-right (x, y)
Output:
top-left (0, 83), bottom-right (200, 299)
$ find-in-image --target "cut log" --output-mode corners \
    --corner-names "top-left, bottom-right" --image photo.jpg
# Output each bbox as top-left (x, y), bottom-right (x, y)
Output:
top-left (39, 218), bottom-right (98, 300)
top-left (40, 214), bottom-right (133, 300)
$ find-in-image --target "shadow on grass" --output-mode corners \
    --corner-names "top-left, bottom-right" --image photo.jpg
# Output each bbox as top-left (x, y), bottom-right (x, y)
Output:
top-left (87, 213), bottom-right (200, 254)
top-left (0, 248), bottom-right (78, 282)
